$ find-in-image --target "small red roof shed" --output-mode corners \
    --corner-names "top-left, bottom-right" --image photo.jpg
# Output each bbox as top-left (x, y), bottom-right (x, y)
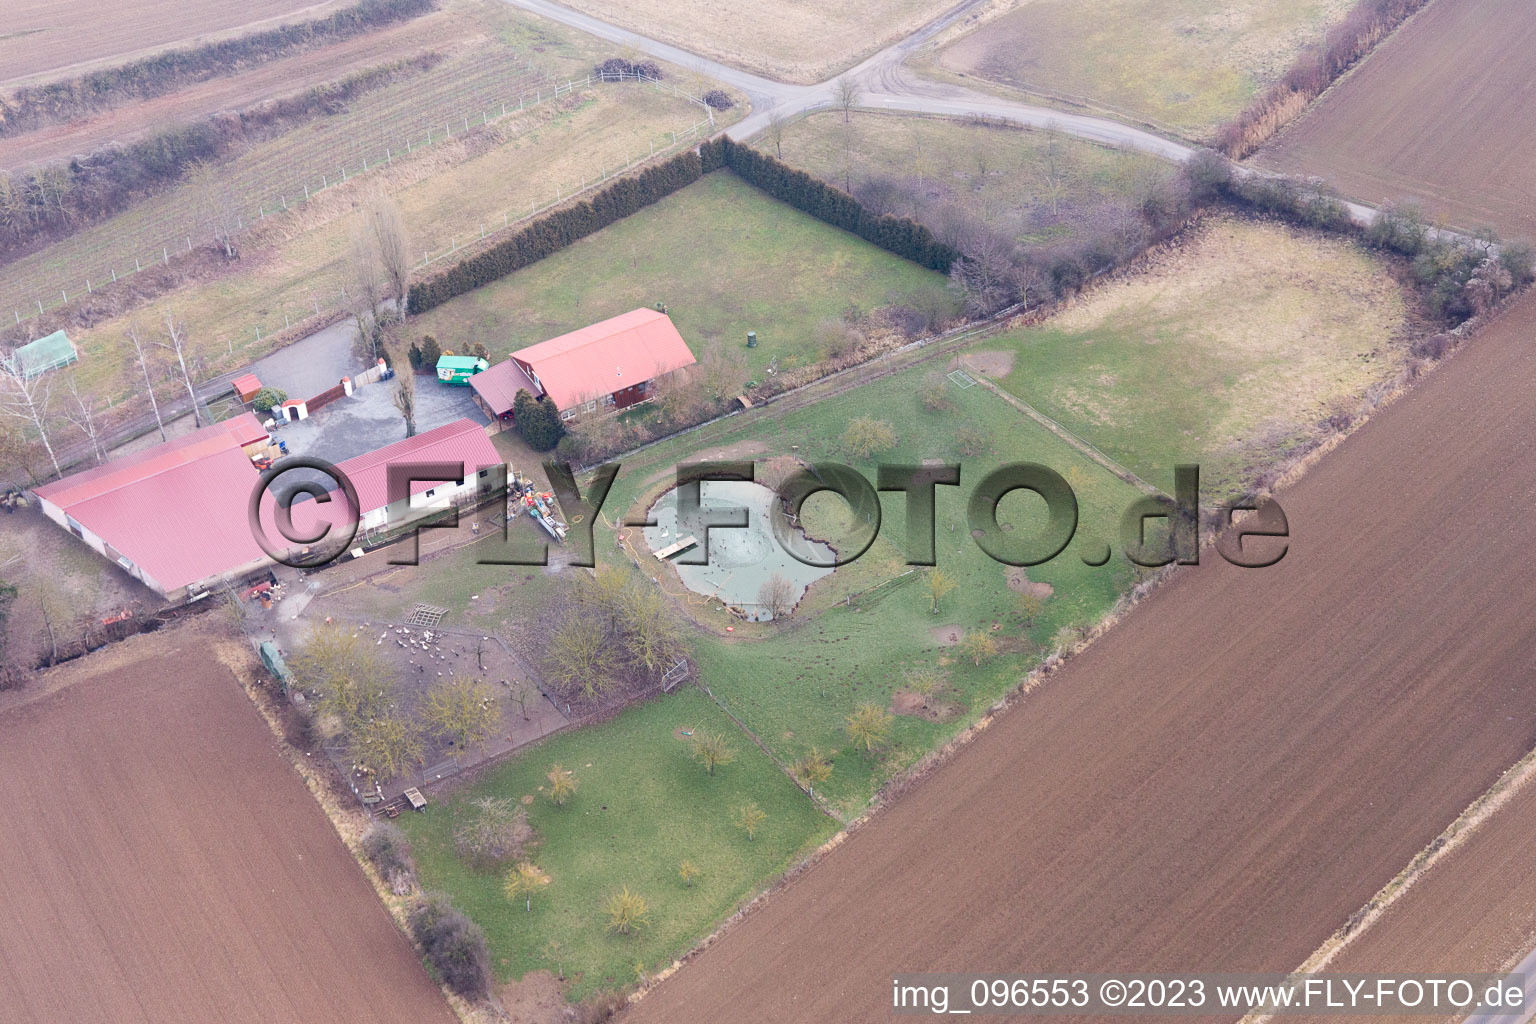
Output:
top-left (231, 373), bottom-right (262, 403)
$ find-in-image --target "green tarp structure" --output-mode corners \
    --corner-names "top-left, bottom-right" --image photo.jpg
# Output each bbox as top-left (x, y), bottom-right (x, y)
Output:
top-left (6, 329), bottom-right (77, 379)
top-left (259, 640), bottom-right (293, 693)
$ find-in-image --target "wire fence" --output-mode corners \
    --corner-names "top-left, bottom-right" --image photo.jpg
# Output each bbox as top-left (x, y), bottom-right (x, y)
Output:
top-left (3, 70), bottom-right (714, 333)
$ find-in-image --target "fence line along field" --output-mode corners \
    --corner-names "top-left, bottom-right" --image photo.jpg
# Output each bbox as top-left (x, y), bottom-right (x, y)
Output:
top-left (0, 49), bottom-right (550, 324)
top-left (1256, 0), bottom-right (1536, 239)
top-left (0, 0), bottom-right (339, 86)
top-left (0, 620), bottom-right (458, 1024)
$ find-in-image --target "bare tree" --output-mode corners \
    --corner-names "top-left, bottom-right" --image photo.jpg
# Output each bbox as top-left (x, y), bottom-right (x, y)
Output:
top-left (364, 197), bottom-right (412, 319)
top-left (124, 325), bottom-right (166, 441)
top-left (189, 161), bottom-right (240, 260)
top-left (391, 344), bottom-right (416, 437)
top-left (349, 220), bottom-right (387, 360)
top-left (834, 76), bottom-right (861, 123)
top-left (758, 573), bottom-right (794, 620)
top-left (61, 376), bottom-right (107, 465)
top-left (764, 110), bottom-right (788, 158)
top-left (0, 360), bottom-right (62, 479)
top-left (159, 313), bottom-right (204, 427)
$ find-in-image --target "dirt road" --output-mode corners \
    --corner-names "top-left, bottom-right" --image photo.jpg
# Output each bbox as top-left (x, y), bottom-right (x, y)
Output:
top-left (0, 621), bottom-right (458, 1024)
top-left (622, 291), bottom-right (1536, 1022)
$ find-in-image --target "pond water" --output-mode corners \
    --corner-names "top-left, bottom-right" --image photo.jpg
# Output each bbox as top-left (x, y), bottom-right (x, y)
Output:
top-left (643, 480), bottom-right (834, 621)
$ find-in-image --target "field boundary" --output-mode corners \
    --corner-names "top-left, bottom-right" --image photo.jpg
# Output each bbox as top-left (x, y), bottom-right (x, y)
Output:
top-left (1238, 739), bottom-right (1536, 1024)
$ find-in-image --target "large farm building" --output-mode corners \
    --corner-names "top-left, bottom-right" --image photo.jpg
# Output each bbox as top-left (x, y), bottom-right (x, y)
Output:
top-left (32, 415), bottom-right (275, 601)
top-left (471, 307), bottom-right (697, 426)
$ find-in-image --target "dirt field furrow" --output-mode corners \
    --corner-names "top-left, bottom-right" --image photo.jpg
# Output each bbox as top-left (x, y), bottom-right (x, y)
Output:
top-left (621, 291), bottom-right (1536, 1023)
top-left (0, 625), bottom-right (458, 1024)
top-left (1258, 0), bottom-right (1536, 239)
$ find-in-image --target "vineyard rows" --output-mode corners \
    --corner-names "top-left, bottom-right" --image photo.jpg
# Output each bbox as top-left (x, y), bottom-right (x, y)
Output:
top-left (2, 50), bottom-right (551, 323)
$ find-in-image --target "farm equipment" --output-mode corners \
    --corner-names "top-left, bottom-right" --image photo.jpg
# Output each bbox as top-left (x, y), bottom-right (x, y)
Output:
top-left (505, 469), bottom-right (566, 541)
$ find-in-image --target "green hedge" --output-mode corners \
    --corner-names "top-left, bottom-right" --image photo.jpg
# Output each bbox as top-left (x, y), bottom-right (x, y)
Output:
top-left (407, 149), bottom-right (706, 313)
top-left (716, 137), bottom-right (958, 272)
top-left (407, 134), bottom-right (957, 315)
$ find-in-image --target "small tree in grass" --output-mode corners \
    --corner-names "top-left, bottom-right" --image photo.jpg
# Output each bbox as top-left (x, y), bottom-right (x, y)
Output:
top-left (678, 859), bottom-right (700, 888)
top-left (845, 702), bottom-right (893, 756)
top-left (958, 630), bottom-right (999, 667)
top-left (692, 731), bottom-right (735, 776)
top-left (732, 803), bottom-right (767, 841)
top-left (794, 747), bottom-right (833, 791)
top-left (504, 861), bottom-right (548, 912)
top-left (605, 886), bottom-right (649, 936)
top-left (841, 417), bottom-right (897, 459)
top-left (547, 764), bottom-right (577, 806)
top-left (453, 797), bottom-right (533, 870)
top-left (926, 569), bottom-right (957, 614)
top-left (1015, 591), bottom-right (1045, 629)
top-left (904, 664), bottom-right (946, 709)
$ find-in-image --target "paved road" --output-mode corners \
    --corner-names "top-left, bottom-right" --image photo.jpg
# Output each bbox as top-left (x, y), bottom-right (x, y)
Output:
top-left (504, 0), bottom-right (1196, 154)
top-left (502, 0), bottom-right (1436, 238)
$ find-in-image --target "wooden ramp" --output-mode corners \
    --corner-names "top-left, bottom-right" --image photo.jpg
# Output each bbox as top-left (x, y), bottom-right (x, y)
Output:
top-left (653, 535), bottom-right (698, 560)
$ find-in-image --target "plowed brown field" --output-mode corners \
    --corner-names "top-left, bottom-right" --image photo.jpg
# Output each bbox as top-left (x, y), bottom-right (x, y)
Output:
top-left (2, 0), bottom-right (335, 85)
top-left (623, 291), bottom-right (1536, 1023)
top-left (1258, 0), bottom-right (1536, 238)
top-left (0, 624), bottom-right (457, 1024)
top-left (1314, 774), bottom-right (1536, 979)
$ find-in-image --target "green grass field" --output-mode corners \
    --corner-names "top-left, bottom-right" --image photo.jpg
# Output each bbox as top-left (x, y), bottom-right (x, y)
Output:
top-left (770, 111), bottom-right (1173, 246)
top-left (408, 171), bottom-right (958, 377)
top-left (397, 686), bottom-right (835, 999)
top-left (982, 214), bottom-right (1409, 499)
top-left (601, 362), bottom-right (1146, 815)
top-left (937, 0), bottom-right (1354, 138)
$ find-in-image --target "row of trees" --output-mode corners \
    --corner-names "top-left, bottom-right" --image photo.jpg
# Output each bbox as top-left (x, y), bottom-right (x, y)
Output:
top-left (0, 310), bottom-right (205, 484)
top-left (0, 0), bottom-right (434, 135)
top-left (0, 56), bottom-right (434, 261)
top-left (407, 150), bottom-right (709, 313)
top-left (407, 135), bottom-right (964, 314)
top-left (1188, 152), bottom-right (1536, 324)
top-left (1215, 0), bottom-right (1431, 159)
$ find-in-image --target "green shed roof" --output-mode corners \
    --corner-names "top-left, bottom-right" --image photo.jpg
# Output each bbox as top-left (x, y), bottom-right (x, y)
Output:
top-left (7, 329), bottom-right (77, 379)
top-left (436, 355), bottom-right (488, 370)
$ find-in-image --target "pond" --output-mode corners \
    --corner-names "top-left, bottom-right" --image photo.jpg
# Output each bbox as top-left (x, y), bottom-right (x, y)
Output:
top-left (643, 480), bottom-right (834, 621)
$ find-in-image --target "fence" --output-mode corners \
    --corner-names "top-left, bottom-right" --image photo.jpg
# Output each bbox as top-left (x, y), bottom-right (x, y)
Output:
top-left (4, 71), bottom-right (714, 333)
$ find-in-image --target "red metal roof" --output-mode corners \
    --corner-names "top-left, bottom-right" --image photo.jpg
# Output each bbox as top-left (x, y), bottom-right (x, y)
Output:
top-left (231, 373), bottom-right (262, 399)
top-left (35, 416), bottom-right (273, 592)
top-left (34, 414), bottom-right (268, 510)
top-left (510, 308), bottom-right (696, 410)
top-left (333, 418), bottom-right (502, 514)
top-left (469, 358), bottom-right (542, 416)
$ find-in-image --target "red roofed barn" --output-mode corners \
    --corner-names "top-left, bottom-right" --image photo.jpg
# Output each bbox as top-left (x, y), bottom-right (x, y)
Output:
top-left (32, 414), bottom-right (273, 601)
top-left (334, 418), bottom-right (503, 534)
top-left (481, 308), bottom-right (696, 424)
